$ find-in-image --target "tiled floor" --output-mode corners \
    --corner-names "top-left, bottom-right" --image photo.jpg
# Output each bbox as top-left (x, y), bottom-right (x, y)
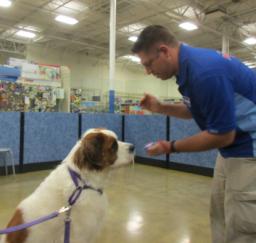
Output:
top-left (0, 164), bottom-right (212, 243)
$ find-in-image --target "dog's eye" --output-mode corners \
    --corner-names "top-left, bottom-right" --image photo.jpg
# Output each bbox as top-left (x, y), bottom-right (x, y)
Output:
top-left (111, 141), bottom-right (118, 152)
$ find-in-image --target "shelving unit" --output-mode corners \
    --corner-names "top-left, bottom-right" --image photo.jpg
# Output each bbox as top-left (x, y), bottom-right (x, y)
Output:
top-left (104, 91), bottom-right (183, 114)
top-left (70, 88), bottom-right (104, 113)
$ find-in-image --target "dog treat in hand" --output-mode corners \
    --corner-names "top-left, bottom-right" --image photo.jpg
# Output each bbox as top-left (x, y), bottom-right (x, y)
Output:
top-left (144, 142), bottom-right (155, 150)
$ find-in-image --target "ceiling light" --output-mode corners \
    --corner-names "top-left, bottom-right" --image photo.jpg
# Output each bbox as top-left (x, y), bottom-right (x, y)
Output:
top-left (243, 61), bottom-right (256, 68)
top-left (0, 0), bottom-right (12, 8)
top-left (55, 15), bottom-right (78, 25)
top-left (179, 22), bottom-right (198, 31)
top-left (243, 37), bottom-right (256, 45)
top-left (15, 30), bottom-right (36, 39)
top-left (128, 36), bottom-right (138, 42)
top-left (123, 55), bottom-right (140, 63)
top-left (130, 56), bottom-right (140, 63)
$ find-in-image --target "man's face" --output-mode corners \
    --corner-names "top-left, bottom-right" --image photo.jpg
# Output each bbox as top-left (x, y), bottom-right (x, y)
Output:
top-left (137, 45), bottom-right (177, 80)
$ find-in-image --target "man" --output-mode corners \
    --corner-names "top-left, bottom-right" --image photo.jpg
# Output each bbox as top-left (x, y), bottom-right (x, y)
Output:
top-left (132, 25), bottom-right (256, 243)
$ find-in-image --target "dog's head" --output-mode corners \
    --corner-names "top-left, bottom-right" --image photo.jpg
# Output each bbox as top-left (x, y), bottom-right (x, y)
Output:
top-left (73, 128), bottom-right (135, 171)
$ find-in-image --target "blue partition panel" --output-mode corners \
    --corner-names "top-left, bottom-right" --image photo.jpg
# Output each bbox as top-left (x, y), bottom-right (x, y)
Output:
top-left (0, 112), bottom-right (20, 165)
top-left (81, 113), bottom-right (122, 139)
top-left (124, 115), bottom-right (166, 161)
top-left (24, 112), bottom-right (78, 164)
top-left (169, 118), bottom-right (217, 168)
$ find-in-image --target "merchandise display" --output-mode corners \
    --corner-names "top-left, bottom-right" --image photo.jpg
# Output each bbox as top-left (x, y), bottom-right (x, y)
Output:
top-left (20, 63), bottom-right (61, 87)
top-left (70, 88), bottom-right (104, 113)
top-left (117, 98), bottom-right (144, 114)
top-left (0, 81), bottom-right (59, 112)
top-left (0, 81), bottom-right (24, 111)
top-left (0, 59), bottom-right (68, 112)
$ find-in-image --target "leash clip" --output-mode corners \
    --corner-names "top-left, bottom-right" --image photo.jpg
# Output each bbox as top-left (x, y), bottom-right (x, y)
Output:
top-left (59, 206), bottom-right (71, 214)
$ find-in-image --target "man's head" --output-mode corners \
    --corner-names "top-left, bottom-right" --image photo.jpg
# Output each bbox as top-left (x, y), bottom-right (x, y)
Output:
top-left (131, 25), bottom-right (180, 80)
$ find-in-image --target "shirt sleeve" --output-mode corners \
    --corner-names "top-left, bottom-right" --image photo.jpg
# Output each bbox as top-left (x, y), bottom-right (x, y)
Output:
top-left (192, 75), bottom-right (236, 134)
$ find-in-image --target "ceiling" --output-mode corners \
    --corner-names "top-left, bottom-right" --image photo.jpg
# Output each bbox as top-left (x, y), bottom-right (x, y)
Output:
top-left (0, 0), bottom-right (256, 66)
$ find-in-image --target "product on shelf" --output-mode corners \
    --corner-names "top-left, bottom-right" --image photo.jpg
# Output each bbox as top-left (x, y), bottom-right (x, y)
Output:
top-left (0, 80), bottom-right (59, 112)
top-left (70, 88), bottom-right (104, 113)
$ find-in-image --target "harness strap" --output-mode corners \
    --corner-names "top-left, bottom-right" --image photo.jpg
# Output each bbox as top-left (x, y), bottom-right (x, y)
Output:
top-left (67, 167), bottom-right (103, 206)
top-left (64, 167), bottom-right (103, 243)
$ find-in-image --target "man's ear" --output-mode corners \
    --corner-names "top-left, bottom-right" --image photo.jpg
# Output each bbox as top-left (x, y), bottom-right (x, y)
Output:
top-left (159, 45), bottom-right (169, 55)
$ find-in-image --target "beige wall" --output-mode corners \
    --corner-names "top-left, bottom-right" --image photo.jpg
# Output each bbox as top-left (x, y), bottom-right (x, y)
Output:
top-left (2, 45), bottom-right (182, 99)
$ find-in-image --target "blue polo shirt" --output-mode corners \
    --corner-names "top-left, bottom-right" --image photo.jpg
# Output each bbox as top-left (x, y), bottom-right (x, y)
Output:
top-left (176, 43), bottom-right (256, 158)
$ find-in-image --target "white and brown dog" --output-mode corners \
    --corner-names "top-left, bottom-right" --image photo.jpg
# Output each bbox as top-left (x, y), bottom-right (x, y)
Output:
top-left (1, 128), bottom-right (135, 243)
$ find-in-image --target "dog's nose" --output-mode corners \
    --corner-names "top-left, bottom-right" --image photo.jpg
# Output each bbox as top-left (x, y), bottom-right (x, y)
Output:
top-left (129, 144), bottom-right (135, 153)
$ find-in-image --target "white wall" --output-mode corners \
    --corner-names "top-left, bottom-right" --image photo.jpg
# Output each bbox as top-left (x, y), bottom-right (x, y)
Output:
top-left (3, 45), bottom-right (182, 99)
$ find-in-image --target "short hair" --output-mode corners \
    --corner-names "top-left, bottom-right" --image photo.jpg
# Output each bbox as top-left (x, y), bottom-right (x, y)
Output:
top-left (131, 25), bottom-right (178, 53)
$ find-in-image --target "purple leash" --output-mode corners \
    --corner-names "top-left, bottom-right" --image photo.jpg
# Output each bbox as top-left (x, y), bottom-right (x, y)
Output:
top-left (0, 206), bottom-right (70, 235)
top-left (64, 209), bottom-right (71, 243)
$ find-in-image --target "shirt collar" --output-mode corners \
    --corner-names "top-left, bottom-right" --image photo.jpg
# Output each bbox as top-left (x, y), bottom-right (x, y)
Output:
top-left (176, 43), bottom-right (190, 87)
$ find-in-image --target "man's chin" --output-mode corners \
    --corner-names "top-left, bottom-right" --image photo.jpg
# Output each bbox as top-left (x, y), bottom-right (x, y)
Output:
top-left (160, 76), bottom-right (169, 80)
top-left (154, 73), bottom-right (172, 80)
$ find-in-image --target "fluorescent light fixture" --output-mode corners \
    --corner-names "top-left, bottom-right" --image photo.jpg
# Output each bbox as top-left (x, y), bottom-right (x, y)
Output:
top-left (123, 55), bottom-right (140, 63)
top-left (55, 15), bottom-right (78, 25)
top-left (243, 37), bottom-right (256, 45)
top-left (248, 64), bottom-right (256, 68)
top-left (128, 36), bottom-right (138, 42)
top-left (243, 61), bottom-right (256, 68)
top-left (179, 22), bottom-right (198, 31)
top-left (15, 30), bottom-right (36, 39)
top-left (130, 56), bottom-right (140, 63)
top-left (0, 0), bottom-right (12, 8)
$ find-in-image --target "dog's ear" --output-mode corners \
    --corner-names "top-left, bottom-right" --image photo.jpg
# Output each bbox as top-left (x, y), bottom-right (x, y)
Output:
top-left (74, 133), bottom-right (105, 170)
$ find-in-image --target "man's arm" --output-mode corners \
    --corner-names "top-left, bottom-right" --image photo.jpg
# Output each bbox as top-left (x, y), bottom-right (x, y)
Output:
top-left (140, 93), bottom-right (192, 119)
top-left (158, 102), bottom-right (192, 119)
top-left (174, 130), bottom-right (236, 152)
top-left (147, 130), bottom-right (236, 156)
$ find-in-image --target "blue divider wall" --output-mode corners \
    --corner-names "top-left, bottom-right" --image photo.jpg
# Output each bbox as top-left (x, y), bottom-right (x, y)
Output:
top-left (0, 112), bottom-right (218, 173)
top-left (0, 112), bottom-right (20, 164)
top-left (81, 113), bottom-right (122, 139)
top-left (24, 112), bottom-right (78, 164)
top-left (124, 115), bottom-right (167, 161)
top-left (169, 118), bottom-right (217, 168)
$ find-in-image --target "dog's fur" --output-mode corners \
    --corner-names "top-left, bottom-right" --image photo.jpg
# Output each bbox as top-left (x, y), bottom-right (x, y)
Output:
top-left (1, 128), bottom-right (135, 243)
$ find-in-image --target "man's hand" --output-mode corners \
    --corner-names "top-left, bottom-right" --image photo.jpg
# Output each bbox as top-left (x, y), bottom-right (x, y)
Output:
top-left (147, 140), bottom-right (171, 156)
top-left (140, 93), bottom-right (162, 113)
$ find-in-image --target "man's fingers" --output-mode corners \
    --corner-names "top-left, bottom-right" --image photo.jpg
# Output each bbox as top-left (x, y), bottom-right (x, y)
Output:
top-left (140, 95), bottom-right (149, 107)
top-left (147, 144), bottom-right (160, 156)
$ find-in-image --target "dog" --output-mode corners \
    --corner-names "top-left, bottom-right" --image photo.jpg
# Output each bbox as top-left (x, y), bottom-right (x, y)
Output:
top-left (1, 128), bottom-right (135, 243)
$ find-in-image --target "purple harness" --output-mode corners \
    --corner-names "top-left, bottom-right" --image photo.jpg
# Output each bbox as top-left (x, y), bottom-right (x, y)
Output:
top-left (0, 166), bottom-right (103, 243)
top-left (64, 167), bottom-right (103, 243)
